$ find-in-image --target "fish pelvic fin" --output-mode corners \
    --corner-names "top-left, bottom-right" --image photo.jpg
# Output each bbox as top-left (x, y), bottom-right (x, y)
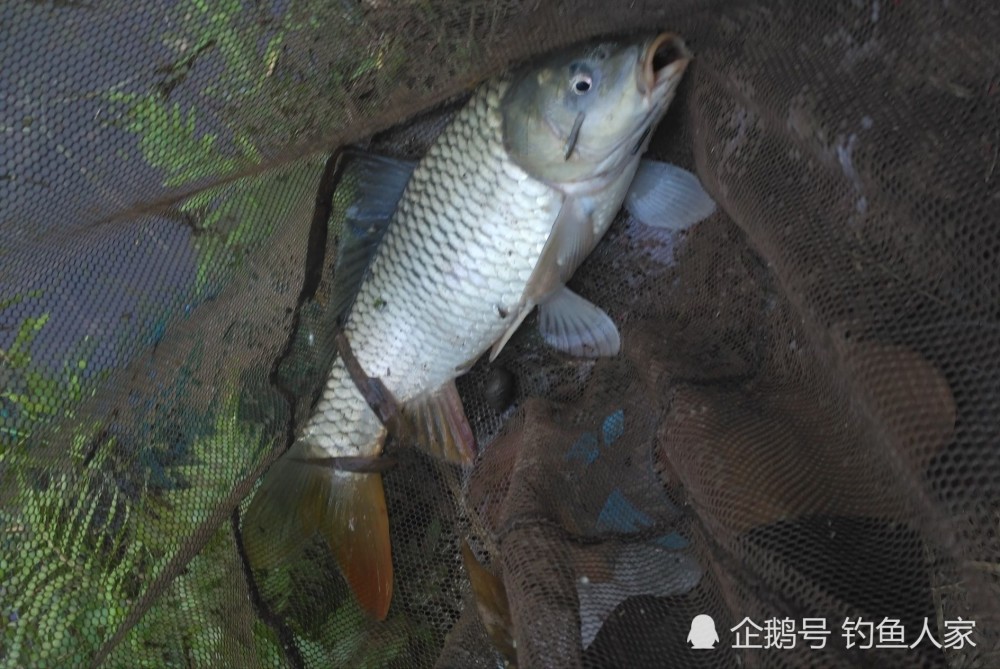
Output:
top-left (461, 541), bottom-right (516, 665)
top-left (243, 438), bottom-right (394, 620)
top-left (399, 381), bottom-right (476, 465)
top-left (538, 286), bottom-right (621, 358)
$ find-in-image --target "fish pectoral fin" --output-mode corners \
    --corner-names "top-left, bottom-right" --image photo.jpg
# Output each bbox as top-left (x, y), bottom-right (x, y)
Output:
top-left (342, 150), bottom-right (417, 222)
top-left (401, 381), bottom-right (476, 465)
top-left (489, 196), bottom-right (596, 361)
top-left (329, 151), bottom-right (417, 319)
top-left (624, 159), bottom-right (717, 231)
top-left (539, 286), bottom-right (621, 358)
top-left (522, 196), bottom-right (596, 305)
top-left (461, 542), bottom-right (516, 664)
top-left (243, 439), bottom-right (394, 620)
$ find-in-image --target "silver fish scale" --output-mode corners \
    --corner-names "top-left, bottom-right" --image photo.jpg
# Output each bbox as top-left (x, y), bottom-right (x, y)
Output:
top-left (305, 79), bottom-right (563, 456)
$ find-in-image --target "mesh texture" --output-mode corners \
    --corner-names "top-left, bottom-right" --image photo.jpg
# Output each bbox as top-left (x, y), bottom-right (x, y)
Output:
top-left (2, 0), bottom-right (998, 667)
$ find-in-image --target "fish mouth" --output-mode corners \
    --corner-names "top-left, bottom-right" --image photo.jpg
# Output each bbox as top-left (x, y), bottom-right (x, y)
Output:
top-left (639, 33), bottom-right (691, 97)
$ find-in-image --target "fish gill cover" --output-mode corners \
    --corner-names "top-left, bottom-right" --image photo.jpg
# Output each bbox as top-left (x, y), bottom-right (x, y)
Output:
top-left (1, 1), bottom-right (998, 668)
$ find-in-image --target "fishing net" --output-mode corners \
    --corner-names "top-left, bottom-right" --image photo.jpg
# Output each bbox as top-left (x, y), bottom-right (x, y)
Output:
top-left (2, 0), bottom-right (998, 667)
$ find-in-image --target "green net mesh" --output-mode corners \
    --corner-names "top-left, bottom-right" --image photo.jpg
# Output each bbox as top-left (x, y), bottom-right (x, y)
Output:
top-left (2, 1), bottom-right (998, 667)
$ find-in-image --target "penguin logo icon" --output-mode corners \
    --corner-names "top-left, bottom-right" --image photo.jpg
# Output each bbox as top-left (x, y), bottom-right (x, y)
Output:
top-left (687, 614), bottom-right (719, 649)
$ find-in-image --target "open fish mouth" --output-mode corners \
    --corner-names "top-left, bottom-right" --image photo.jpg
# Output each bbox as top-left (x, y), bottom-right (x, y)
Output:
top-left (640, 32), bottom-right (691, 96)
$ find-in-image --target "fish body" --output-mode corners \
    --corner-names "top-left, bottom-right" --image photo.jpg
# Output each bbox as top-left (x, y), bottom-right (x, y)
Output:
top-left (244, 32), bottom-right (716, 621)
top-left (341, 78), bottom-right (563, 405)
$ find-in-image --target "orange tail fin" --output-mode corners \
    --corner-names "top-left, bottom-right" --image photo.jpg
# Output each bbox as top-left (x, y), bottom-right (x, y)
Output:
top-left (243, 440), bottom-right (393, 620)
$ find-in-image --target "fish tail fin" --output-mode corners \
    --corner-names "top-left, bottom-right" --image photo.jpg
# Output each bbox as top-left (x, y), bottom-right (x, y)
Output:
top-left (243, 439), bottom-right (393, 620)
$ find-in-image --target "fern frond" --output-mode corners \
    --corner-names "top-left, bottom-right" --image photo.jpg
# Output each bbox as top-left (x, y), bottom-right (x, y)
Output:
top-left (1, 465), bottom-right (145, 666)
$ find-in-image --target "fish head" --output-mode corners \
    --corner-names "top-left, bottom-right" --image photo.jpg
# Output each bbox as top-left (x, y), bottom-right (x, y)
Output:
top-left (502, 33), bottom-right (691, 188)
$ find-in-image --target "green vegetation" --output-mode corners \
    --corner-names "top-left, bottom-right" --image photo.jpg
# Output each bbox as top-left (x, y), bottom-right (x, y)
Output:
top-left (105, 0), bottom-right (285, 297)
top-left (253, 544), bottom-right (435, 669)
top-left (0, 301), bottom-right (103, 449)
top-left (0, 380), bottom-right (277, 667)
top-left (1, 0), bottom-right (468, 665)
top-left (101, 0), bottom-right (407, 297)
top-left (0, 450), bottom-right (143, 666)
top-left (106, 521), bottom-right (287, 669)
top-left (107, 91), bottom-right (258, 189)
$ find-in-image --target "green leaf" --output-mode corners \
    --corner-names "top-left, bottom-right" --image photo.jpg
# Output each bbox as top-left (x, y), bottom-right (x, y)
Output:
top-left (0, 462), bottom-right (144, 666)
top-left (6, 313), bottom-right (49, 368)
top-left (0, 289), bottom-right (43, 312)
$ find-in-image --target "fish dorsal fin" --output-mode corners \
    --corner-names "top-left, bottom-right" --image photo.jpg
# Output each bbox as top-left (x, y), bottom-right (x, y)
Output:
top-left (489, 196), bottom-right (594, 361)
top-left (538, 286), bottom-right (621, 358)
top-left (400, 380), bottom-right (476, 465)
top-left (329, 152), bottom-right (417, 320)
top-left (243, 437), bottom-right (394, 620)
top-left (624, 159), bottom-right (717, 231)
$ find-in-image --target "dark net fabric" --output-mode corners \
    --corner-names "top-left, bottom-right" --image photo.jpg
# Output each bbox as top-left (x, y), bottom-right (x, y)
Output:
top-left (2, 1), bottom-right (998, 667)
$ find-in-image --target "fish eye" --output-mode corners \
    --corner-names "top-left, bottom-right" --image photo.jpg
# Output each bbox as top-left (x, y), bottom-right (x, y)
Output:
top-left (571, 72), bottom-right (592, 94)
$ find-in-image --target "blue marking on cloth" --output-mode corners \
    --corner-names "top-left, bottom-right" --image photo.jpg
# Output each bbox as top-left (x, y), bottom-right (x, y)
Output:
top-left (565, 409), bottom-right (625, 465)
top-left (565, 408), bottom-right (692, 550)
top-left (653, 532), bottom-right (690, 550)
top-left (565, 432), bottom-right (600, 465)
top-left (597, 489), bottom-right (653, 533)
top-left (602, 409), bottom-right (625, 445)
top-left (597, 488), bottom-right (690, 549)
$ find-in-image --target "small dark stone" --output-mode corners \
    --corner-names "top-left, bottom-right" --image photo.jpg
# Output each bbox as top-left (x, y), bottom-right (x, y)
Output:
top-left (484, 366), bottom-right (516, 412)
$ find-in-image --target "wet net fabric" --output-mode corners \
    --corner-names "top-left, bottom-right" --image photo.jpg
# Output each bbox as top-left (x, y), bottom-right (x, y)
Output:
top-left (2, 1), bottom-right (998, 667)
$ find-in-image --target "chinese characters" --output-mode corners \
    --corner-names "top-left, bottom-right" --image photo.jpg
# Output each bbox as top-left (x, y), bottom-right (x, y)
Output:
top-left (725, 616), bottom-right (976, 651)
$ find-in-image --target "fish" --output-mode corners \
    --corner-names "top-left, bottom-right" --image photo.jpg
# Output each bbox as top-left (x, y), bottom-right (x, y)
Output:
top-left (242, 31), bottom-right (717, 621)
